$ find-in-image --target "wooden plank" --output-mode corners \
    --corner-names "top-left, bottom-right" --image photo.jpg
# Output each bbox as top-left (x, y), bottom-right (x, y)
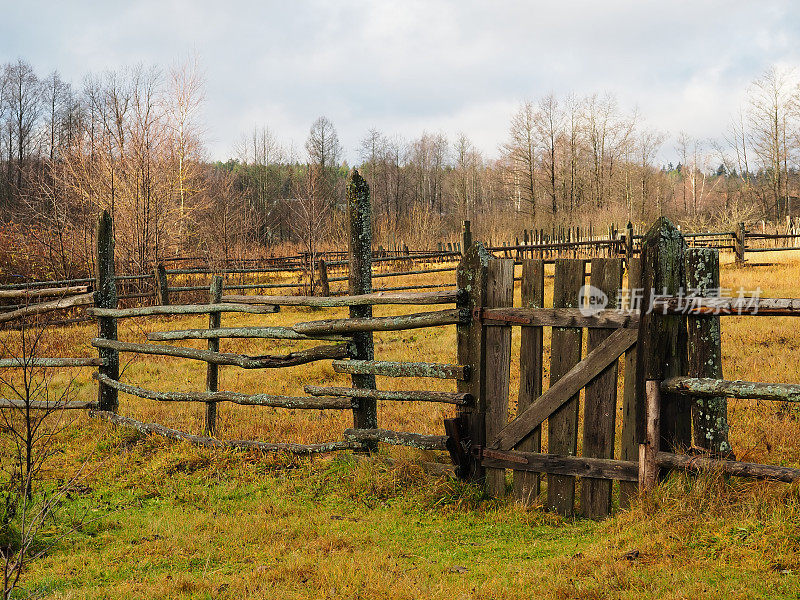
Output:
top-left (656, 451), bottom-right (800, 483)
top-left (456, 243), bottom-right (490, 481)
top-left (652, 296), bottom-right (800, 316)
top-left (221, 290), bottom-right (459, 306)
top-left (94, 373), bottom-right (352, 408)
top-left (484, 258), bottom-right (514, 496)
top-left (304, 385), bottom-right (471, 405)
top-left (685, 248), bottom-right (730, 454)
top-left (206, 276), bottom-right (222, 436)
top-left (90, 410), bottom-right (356, 454)
top-left (581, 258), bottom-right (623, 518)
top-left (331, 359), bottom-right (469, 380)
top-left (343, 428), bottom-right (448, 450)
top-left (483, 451), bottom-right (638, 482)
top-left (0, 399), bottom-right (98, 410)
top-left (148, 326), bottom-right (347, 342)
top-left (513, 260), bottom-right (544, 506)
top-left (547, 259), bottom-right (585, 516)
top-left (0, 286), bottom-right (88, 299)
top-left (662, 377), bottom-right (800, 402)
top-left (0, 357), bottom-right (105, 368)
top-left (292, 309), bottom-right (464, 335)
top-left (88, 303), bottom-right (279, 318)
top-left (0, 292), bottom-right (94, 324)
top-left (92, 339), bottom-right (351, 368)
top-left (636, 217), bottom-right (689, 452)
top-left (479, 307), bottom-right (638, 328)
top-left (490, 326), bottom-right (638, 452)
top-left (620, 257), bottom-right (642, 507)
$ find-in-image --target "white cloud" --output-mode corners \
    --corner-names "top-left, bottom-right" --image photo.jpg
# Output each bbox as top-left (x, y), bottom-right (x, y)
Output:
top-left (2, 0), bottom-right (800, 164)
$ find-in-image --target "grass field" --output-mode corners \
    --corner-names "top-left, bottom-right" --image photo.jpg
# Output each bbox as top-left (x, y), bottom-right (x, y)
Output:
top-left (3, 251), bottom-right (800, 599)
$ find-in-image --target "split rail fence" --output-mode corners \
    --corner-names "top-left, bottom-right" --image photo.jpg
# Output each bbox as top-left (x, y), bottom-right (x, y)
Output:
top-left (2, 173), bottom-right (800, 519)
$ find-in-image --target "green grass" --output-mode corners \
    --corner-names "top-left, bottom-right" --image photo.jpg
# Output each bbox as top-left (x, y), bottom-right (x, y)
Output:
top-left (5, 252), bottom-right (800, 598)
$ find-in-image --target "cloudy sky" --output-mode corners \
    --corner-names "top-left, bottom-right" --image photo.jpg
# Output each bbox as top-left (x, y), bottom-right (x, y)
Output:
top-left (2, 1), bottom-right (799, 164)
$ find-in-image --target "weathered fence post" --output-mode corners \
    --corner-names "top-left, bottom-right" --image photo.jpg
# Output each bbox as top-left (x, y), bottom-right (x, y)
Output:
top-left (462, 220), bottom-right (472, 255)
top-left (205, 275), bottom-right (223, 436)
top-left (639, 380), bottom-right (661, 490)
top-left (581, 258), bottom-right (623, 519)
top-left (483, 258), bottom-right (514, 496)
top-left (734, 222), bottom-right (746, 265)
top-left (513, 259), bottom-right (544, 505)
top-left (456, 242), bottom-right (489, 480)
top-left (347, 169), bottom-right (377, 435)
top-left (155, 263), bottom-right (170, 305)
top-left (625, 221), bottom-right (634, 263)
top-left (317, 259), bottom-right (330, 297)
top-left (685, 248), bottom-right (730, 455)
top-left (548, 259), bottom-right (585, 516)
top-left (95, 210), bottom-right (119, 412)
top-left (636, 217), bottom-right (689, 456)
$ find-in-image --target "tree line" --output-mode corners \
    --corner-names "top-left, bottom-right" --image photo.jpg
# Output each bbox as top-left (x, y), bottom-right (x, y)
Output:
top-left (1, 57), bottom-right (798, 281)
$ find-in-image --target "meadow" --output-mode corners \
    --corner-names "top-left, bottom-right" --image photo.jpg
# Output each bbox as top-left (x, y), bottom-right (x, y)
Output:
top-left (3, 250), bottom-right (800, 599)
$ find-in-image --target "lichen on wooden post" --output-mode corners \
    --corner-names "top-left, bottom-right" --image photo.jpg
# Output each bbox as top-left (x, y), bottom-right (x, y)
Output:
top-left (95, 210), bottom-right (119, 412)
top-left (205, 275), bottom-right (223, 436)
top-left (685, 248), bottom-right (730, 455)
top-left (347, 168), bottom-right (377, 435)
top-left (456, 242), bottom-right (490, 480)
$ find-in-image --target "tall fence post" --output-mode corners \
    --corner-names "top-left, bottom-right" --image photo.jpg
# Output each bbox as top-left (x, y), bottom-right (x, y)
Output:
top-left (483, 258), bottom-right (514, 496)
top-left (317, 259), bottom-right (330, 297)
top-left (685, 248), bottom-right (730, 455)
top-left (735, 222), bottom-right (746, 265)
top-left (625, 221), bottom-right (634, 263)
top-left (95, 210), bottom-right (118, 412)
top-left (205, 275), bottom-right (223, 436)
top-left (462, 220), bottom-right (472, 255)
top-left (347, 168), bottom-right (377, 435)
top-left (456, 242), bottom-right (489, 480)
top-left (636, 217), bottom-right (689, 456)
top-left (155, 263), bottom-right (169, 305)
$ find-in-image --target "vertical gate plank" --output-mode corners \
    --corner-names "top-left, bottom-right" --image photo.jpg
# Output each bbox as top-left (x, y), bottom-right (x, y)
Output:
top-left (547, 259), bottom-right (585, 516)
top-left (484, 258), bottom-right (514, 496)
top-left (457, 242), bottom-right (490, 480)
top-left (513, 260), bottom-right (545, 505)
top-left (620, 257), bottom-right (642, 508)
top-left (581, 258), bottom-right (623, 518)
top-left (686, 248), bottom-right (730, 455)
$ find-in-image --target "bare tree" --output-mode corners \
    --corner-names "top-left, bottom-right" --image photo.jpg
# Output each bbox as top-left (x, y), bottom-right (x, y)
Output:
top-left (504, 101), bottom-right (538, 222)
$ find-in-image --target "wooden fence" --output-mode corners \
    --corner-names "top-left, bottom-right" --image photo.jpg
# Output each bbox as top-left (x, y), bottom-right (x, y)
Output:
top-left (2, 177), bottom-right (800, 519)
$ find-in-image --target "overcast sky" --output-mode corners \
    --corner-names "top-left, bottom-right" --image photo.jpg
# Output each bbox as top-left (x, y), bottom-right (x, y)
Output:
top-left (2, 1), bottom-right (799, 165)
